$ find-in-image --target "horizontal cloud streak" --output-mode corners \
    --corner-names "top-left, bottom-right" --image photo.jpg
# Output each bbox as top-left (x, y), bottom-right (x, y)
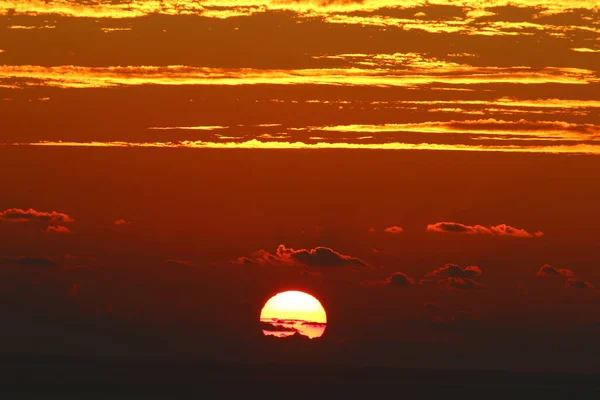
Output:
top-left (1, 65), bottom-right (596, 89)
top-left (427, 222), bottom-right (543, 237)
top-left (10, 140), bottom-right (600, 155)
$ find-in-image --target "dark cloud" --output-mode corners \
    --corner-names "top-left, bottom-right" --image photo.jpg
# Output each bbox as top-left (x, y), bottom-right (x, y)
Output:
top-left (361, 271), bottom-right (414, 287)
top-left (426, 222), bottom-right (543, 238)
top-left (231, 244), bottom-right (367, 268)
top-left (0, 208), bottom-right (74, 224)
top-left (536, 264), bottom-right (595, 289)
top-left (565, 278), bottom-right (595, 290)
top-left (260, 321), bottom-right (298, 332)
top-left (422, 264), bottom-right (485, 290)
top-left (302, 321), bottom-right (327, 327)
top-left (389, 272), bottom-right (414, 286)
top-left (436, 277), bottom-right (485, 291)
top-left (164, 259), bottom-right (195, 267)
top-left (536, 264), bottom-right (575, 277)
top-left (0, 256), bottom-right (57, 267)
top-left (45, 225), bottom-right (72, 234)
top-left (426, 264), bottom-right (482, 278)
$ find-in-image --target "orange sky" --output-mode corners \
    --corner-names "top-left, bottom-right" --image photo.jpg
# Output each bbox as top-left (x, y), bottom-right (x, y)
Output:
top-left (0, 0), bottom-right (599, 373)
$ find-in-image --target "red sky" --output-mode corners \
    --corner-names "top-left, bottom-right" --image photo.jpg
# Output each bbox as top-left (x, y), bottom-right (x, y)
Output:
top-left (0, 0), bottom-right (599, 373)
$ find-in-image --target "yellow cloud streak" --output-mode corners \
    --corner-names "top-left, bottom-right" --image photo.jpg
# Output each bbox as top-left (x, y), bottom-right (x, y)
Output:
top-left (3, 1), bottom-right (597, 19)
top-left (1, 65), bottom-right (596, 89)
top-left (315, 120), bottom-right (599, 140)
top-left (10, 140), bottom-right (600, 155)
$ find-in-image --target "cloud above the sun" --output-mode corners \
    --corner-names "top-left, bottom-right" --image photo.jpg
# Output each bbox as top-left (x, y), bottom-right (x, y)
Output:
top-left (231, 244), bottom-right (367, 267)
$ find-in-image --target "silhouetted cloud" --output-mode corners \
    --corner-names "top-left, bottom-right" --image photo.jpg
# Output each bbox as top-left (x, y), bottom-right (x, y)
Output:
top-left (231, 244), bottom-right (367, 267)
top-left (535, 264), bottom-right (595, 289)
top-left (0, 256), bottom-right (57, 267)
top-left (361, 271), bottom-right (414, 287)
top-left (426, 222), bottom-right (543, 237)
top-left (0, 208), bottom-right (74, 224)
top-left (383, 225), bottom-right (403, 234)
top-left (260, 321), bottom-right (298, 332)
top-left (388, 272), bottom-right (414, 286)
top-left (436, 277), bottom-right (484, 291)
top-left (302, 321), bottom-right (327, 327)
top-left (421, 264), bottom-right (485, 290)
top-left (164, 259), bottom-right (195, 267)
top-left (565, 278), bottom-right (595, 289)
top-left (536, 264), bottom-right (574, 277)
top-left (426, 263), bottom-right (482, 278)
top-left (45, 225), bottom-right (72, 234)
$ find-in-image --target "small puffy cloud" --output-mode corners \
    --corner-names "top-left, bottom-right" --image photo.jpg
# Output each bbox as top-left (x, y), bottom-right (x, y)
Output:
top-left (114, 219), bottom-right (130, 225)
top-left (426, 263), bottom-right (482, 278)
top-left (389, 272), bottom-right (414, 286)
top-left (231, 244), bottom-right (367, 268)
top-left (422, 264), bottom-right (485, 290)
top-left (565, 279), bottom-right (595, 289)
top-left (164, 259), bottom-right (195, 267)
top-left (536, 264), bottom-right (574, 277)
top-left (426, 222), bottom-right (542, 238)
top-left (362, 271), bottom-right (414, 287)
top-left (45, 225), bottom-right (72, 234)
top-left (536, 264), bottom-right (595, 289)
top-left (0, 208), bottom-right (74, 224)
top-left (383, 226), bottom-right (404, 234)
top-left (0, 256), bottom-right (57, 267)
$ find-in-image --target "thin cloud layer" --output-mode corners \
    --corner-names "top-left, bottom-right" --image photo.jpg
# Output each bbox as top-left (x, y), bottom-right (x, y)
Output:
top-left (427, 222), bottom-right (543, 237)
top-left (232, 244), bottom-right (367, 267)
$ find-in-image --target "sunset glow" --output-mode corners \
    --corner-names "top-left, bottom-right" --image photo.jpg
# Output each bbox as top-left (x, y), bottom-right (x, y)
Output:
top-left (1, 0), bottom-right (600, 389)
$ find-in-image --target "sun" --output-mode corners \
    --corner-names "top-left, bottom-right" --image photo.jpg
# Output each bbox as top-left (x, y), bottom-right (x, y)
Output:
top-left (260, 290), bottom-right (327, 339)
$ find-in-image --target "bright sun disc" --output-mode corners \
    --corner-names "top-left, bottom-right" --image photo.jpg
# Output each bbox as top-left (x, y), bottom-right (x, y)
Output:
top-left (260, 290), bottom-right (327, 339)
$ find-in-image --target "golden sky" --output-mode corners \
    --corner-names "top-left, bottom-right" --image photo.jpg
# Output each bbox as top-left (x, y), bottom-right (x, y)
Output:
top-left (1, 0), bottom-right (598, 153)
